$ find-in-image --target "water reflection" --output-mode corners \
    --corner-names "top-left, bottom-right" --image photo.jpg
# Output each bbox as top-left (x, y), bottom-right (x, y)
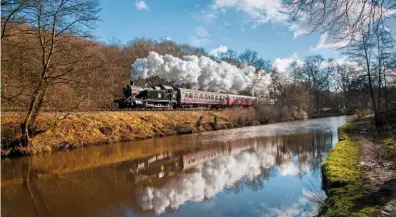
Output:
top-left (1, 116), bottom-right (354, 217)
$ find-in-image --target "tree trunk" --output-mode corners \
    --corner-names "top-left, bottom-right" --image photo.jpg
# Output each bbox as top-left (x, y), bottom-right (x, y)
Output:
top-left (21, 89), bottom-right (42, 147)
top-left (383, 69), bottom-right (389, 110)
top-left (367, 66), bottom-right (379, 124)
top-left (363, 31), bottom-right (379, 124)
top-left (30, 85), bottom-right (49, 128)
top-left (377, 34), bottom-right (382, 112)
top-left (20, 80), bottom-right (47, 147)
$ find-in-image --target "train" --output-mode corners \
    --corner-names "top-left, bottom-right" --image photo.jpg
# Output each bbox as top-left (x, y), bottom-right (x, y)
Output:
top-left (115, 81), bottom-right (263, 109)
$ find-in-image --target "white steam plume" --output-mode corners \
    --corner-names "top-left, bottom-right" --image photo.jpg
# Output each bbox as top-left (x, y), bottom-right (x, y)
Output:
top-left (132, 51), bottom-right (270, 94)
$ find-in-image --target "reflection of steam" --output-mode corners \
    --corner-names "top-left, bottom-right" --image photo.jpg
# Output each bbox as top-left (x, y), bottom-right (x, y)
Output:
top-left (278, 162), bottom-right (300, 176)
top-left (137, 151), bottom-right (275, 214)
top-left (278, 161), bottom-right (310, 177)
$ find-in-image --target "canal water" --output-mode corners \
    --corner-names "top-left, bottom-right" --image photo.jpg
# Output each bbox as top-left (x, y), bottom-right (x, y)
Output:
top-left (1, 116), bottom-right (354, 217)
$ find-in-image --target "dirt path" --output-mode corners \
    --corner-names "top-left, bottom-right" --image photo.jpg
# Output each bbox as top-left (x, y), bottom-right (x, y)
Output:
top-left (357, 133), bottom-right (396, 216)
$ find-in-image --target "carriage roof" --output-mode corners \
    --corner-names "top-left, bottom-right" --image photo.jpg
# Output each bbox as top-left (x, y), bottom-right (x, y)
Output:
top-left (178, 88), bottom-right (228, 96)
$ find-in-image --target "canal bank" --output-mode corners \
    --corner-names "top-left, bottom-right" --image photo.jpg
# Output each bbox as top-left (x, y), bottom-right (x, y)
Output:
top-left (320, 115), bottom-right (396, 217)
top-left (1, 109), bottom-right (264, 157)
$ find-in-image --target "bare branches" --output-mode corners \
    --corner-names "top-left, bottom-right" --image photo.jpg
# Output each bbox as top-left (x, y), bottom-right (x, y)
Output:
top-left (1, 0), bottom-right (29, 39)
top-left (285, 0), bottom-right (396, 46)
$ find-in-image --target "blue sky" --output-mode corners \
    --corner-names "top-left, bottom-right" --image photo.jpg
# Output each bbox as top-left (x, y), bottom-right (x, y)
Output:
top-left (93, 0), bottom-right (394, 70)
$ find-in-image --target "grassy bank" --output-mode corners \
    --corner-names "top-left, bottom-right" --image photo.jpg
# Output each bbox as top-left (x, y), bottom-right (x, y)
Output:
top-left (320, 119), bottom-right (376, 216)
top-left (1, 108), bottom-right (261, 157)
top-left (320, 115), bottom-right (396, 216)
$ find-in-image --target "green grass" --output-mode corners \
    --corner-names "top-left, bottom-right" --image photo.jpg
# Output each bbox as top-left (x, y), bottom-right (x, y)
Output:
top-left (337, 122), bottom-right (355, 141)
top-left (320, 120), bottom-right (378, 217)
top-left (383, 137), bottom-right (396, 154)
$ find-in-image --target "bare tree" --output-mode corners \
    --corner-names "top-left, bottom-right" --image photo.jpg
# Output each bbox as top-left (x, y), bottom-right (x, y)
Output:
top-left (219, 49), bottom-right (239, 66)
top-left (177, 44), bottom-right (207, 56)
top-left (373, 23), bottom-right (395, 110)
top-left (239, 49), bottom-right (269, 71)
top-left (285, 0), bottom-right (396, 122)
top-left (301, 55), bottom-right (333, 113)
top-left (343, 26), bottom-right (379, 121)
top-left (285, 0), bottom-right (396, 45)
top-left (333, 63), bottom-right (363, 110)
top-left (1, 0), bottom-right (30, 39)
top-left (1, 0), bottom-right (101, 146)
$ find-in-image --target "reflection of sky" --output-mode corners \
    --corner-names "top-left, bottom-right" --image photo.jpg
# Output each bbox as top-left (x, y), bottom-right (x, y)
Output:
top-left (135, 148), bottom-right (322, 216)
top-left (121, 116), bottom-right (355, 217)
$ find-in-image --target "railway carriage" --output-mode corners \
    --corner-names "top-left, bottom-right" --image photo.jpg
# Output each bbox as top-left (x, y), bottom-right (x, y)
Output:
top-left (228, 94), bottom-right (257, 107)
top-left (178, 88), bottom-right (228, 108)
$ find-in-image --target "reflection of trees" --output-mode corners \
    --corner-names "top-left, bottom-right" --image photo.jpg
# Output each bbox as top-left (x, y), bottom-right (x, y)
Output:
top-left (244, 167), bottom-right (273, 191)
top-left (267, 131), bottom-right (334, 178)
top-left (2, 126), bottom-right (338, 216)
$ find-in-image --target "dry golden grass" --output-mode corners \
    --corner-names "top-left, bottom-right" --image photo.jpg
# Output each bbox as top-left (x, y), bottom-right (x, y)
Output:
top-left (1, 109), bottom-right (259, 156)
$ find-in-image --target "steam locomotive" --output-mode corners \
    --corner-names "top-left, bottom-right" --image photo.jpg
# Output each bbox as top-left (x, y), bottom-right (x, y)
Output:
top-left (115, 81), bottom-right (260, 109)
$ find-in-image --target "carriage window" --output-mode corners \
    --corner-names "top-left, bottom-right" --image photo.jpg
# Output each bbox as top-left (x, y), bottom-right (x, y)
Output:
top-left (200, 94), bottom-right (203, 99)
top-left (189, 93), bottom-right (193, 98)
top-left (211, 95), bottom-right (214, 100)
top-left (194, 93), bottom-right (198, 98)
top-left (185, 93), bottom-right (188, 98)
top-left (219, 96), bottom-right (222, 100)
top-left (215, 96), bottom-right (218, 100)
top-left (204, 94), bottom-right (208, 99)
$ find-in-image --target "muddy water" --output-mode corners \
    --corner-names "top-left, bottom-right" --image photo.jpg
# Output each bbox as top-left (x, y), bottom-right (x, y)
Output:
top-left (1, 116), bottom-right (354, 217)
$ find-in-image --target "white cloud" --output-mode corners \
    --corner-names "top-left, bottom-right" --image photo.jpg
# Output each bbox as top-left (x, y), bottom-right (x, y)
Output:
top-left (197, 0), bottom-right (396, 50)
top-left (190, 36), bottom-right (208, 46)
top-left (314, 32), bottom-right (351, 49)
top-left (165, 36), bottom-right (172, 41)
top-left (193, 9), bottom-right (219, 23)
top-left (190, 26), bottom-right (211, 46)
top-left (195, 26), bottom-right (211, 38)
top-left (202, 0), bottom-right (288, 26)
top-left (272, 52), bottom-right (303, 74)
top-left (136, 0), bottom-right (149, 11)
top-left (209, 45), bottom-right (228, 57)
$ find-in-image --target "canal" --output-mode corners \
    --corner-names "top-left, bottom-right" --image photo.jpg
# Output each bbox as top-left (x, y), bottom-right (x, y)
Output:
top-left (1, 116), bottom-right (355, 217)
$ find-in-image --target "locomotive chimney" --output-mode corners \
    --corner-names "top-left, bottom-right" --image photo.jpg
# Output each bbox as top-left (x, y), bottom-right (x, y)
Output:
top-left (129, 80), bottom-right (134, 86)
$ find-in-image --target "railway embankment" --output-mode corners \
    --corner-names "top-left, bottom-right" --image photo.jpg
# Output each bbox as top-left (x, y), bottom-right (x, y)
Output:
top-left (1, 109), bottom-right (262, 157)
top-left (320, 113), bottom-right (396, 217)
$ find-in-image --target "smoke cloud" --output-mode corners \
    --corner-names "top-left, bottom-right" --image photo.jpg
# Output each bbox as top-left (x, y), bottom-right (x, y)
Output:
top-left (132, 51), bottom-right (270, 94)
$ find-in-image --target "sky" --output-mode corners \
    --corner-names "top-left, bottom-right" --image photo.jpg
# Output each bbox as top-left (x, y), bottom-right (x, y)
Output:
top-left (93, 0), bottom-right (396, 72)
